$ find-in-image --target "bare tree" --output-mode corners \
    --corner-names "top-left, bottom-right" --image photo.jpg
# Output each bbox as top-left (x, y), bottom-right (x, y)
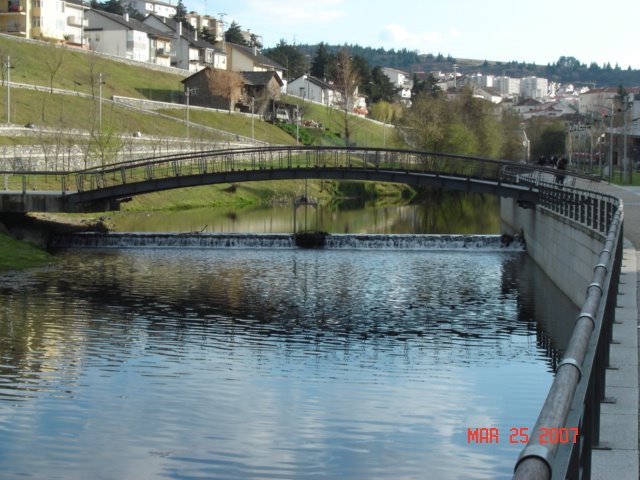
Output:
top-left (44, 40), bottom-right (66, 93)
top-left (206, 68), bottom-right (245, 114)
top-left (334, 49), bottom-right (360, 146)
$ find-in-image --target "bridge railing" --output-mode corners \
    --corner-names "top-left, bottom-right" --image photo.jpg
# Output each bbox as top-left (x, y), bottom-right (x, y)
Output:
top-left (513, 184), bottom-right (623, 480)
top-left (2, 147), bottom-right (601, 196)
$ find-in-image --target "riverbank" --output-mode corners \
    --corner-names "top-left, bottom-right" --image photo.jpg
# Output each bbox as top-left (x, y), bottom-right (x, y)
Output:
top-left (0, 232), bottom-right (53, 272)
top-left (0, 213), bottom-right (115, 272)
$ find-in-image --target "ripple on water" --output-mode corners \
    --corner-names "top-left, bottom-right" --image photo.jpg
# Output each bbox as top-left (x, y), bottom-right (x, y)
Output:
top-left (0, 248), bottom-right (577, 479)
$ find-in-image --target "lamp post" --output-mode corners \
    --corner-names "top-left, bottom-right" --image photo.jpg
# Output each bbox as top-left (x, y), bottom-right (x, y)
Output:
top-left (5, 55), bottom-right (11, 124)
top-left (98, 72), bottom-right (104, 130)
top-left (251, 96), bottom-right (255, 142)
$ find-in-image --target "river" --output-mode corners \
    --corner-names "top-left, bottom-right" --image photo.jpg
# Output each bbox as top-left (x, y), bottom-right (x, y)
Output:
top-left (0, 196), bottom-right (578, 479)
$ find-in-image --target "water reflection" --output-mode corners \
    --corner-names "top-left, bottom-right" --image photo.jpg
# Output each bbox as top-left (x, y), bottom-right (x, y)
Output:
top-left (0, 249), bottom-right (576, 479)
top-left (113, 192), bottom-right (500, 234)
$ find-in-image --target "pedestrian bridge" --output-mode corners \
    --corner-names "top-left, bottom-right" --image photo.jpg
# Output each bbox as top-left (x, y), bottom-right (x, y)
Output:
top-left (0, 146), bottom-right (595, 213)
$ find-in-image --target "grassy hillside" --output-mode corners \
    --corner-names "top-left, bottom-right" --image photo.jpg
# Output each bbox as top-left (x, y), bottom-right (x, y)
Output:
top-left (0, 36), bottom-right (396, 148)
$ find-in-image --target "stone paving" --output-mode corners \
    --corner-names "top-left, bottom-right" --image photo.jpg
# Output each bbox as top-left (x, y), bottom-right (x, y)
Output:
top-left (590, 183), bottom-right (640, 479)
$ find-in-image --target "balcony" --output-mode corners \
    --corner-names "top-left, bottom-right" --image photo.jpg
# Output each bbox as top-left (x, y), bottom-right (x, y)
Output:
top-left (2, 19), bottom-right (25, 35)
top-left (67, 16), bottom-right (87, 27)
top-left (0, 0), bottom-right (25, 14)
top-left (156, 47), bottom-right (171, 57)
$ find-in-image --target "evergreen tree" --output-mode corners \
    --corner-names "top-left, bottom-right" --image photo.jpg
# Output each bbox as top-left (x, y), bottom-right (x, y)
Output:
top-left (225, 21), bottom-right (248, 46)
top-left (201, 27), bottom-right (214, 43)
top-left (102, 0), bottom-right (125, 15)
top-left (310, 43), bottom-right (333, 79)
top-left (366, 66), bottom-right (396, 103)
top-left (264, 40), bottom-right (305, 80)
top-left (173, 0), bottom-right (188, 24)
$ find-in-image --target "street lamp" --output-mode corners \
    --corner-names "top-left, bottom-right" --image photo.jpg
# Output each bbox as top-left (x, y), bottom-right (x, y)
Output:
top-left (251, 96), bottom-right (255, 142)
top-left (5, 55), bottom-right (11, 124)
top-left (98, 72), bottom-right (105, 130)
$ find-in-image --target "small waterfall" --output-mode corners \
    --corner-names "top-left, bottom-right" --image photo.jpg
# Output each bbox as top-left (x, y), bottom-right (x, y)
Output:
top-left (51, 233), bottom-right (525, 251)
top-left (326, 234), bottom-right (524, 250)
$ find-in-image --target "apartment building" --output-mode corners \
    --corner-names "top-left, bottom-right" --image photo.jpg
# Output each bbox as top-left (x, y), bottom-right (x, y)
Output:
top-left (494, 76), bottom-right (521, 96)
top-left (520, 76), bottom-right (548, 100)
top-left (0, 0), bottom-right (86, 45)
top-left (127, 0), bottom-right (176, 19)
top-left (186, 12), bottom-right (223, 42)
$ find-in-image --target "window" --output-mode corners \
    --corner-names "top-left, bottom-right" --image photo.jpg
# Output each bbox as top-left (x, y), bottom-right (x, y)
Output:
top-left (31, 16), bottom-right (41, 27)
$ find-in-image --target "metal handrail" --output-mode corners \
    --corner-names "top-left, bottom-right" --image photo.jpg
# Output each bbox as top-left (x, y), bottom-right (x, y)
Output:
top-left (0, 147), bottom-right (603, 197)
top-left (513, 184), bottom-right (623, 479)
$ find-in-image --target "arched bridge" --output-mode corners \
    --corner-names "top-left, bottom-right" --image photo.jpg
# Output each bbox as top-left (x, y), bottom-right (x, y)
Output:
top-left (0, 146), bottom-right (599, 213)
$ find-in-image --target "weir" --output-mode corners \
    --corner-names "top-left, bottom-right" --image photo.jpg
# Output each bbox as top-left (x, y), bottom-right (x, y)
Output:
top-left (50, 233), bottom-right (526, 251)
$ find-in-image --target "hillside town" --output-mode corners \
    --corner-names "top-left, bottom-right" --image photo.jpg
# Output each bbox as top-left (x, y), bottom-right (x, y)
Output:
top-left (0, 0), bottom-right (639, 166)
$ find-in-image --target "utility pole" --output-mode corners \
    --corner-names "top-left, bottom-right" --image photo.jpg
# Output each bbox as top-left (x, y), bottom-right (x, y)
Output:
top-left (185, 86), bottom-right (197, 144)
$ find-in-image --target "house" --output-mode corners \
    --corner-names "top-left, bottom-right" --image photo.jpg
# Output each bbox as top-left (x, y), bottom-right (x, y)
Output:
top-left (181, 67), bottom-right (283, 113)
top-left (286, 75), bottom-right (338, 106)
top-left (471, 86), bottom-right (503, 104)
top-left (143, 14), bottom-right (227, 71)
top-left (85, 10), bottom-right (172, 65)
top-left (224, 43), bottom-right (286, 88)
top-left (128, 0), bottom-right (176, 19)
top-left (240, 71), bottom-right (284, 113)
top-left (0, 0), bottom-right (87, 45)
top-left (381, 67), bottom-right (413, 102)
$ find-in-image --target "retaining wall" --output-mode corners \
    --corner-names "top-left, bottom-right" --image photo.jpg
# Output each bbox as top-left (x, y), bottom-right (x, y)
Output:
top-left (501, 197), bottom-right (605, 307)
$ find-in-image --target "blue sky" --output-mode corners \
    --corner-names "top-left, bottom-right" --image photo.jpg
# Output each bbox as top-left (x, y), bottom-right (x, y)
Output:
top-left (185, 0), bottom-right (639, 70)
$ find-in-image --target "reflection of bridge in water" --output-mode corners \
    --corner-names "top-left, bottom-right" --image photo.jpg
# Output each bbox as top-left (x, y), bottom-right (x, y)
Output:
top-left (0, 146), bottom-right (600, 214)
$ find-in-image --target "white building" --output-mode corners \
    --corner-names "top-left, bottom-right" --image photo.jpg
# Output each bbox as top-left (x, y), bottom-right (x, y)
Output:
top-left (143, 14), bottom-right (227, 71)
top-left (468, 73), bottom-right (494, 89)
top-left (520, 76), bottom-right (549, 101)
top-left (381, 67), bottom-right (413, 101)
top-left (128, 0), bottom-right (176, 19)
top-left (287, 75), bottom-right (338, 105)
top-left (0, 0), bottom-right (87, 45)
top-left (85, 10), bottom-right (172, 65)
top-left (494, 76), bottom-right (521, 97)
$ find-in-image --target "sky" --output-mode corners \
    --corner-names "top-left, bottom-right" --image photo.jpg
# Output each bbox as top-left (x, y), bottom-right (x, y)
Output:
top-left (184, 0), bottom-right (639, 70)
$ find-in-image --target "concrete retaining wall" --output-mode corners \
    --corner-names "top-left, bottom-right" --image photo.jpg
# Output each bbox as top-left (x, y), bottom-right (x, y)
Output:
top-left (501, 197), bottom-right (605, 307)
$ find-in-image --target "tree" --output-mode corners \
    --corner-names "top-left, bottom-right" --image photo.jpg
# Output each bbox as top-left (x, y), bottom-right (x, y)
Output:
top-left (206, 68), bottom-right (244, 114)
top-left (264, 40), bottom-right (305, 80)
top-left (225, 21), bottom-right (248, 46)
top-left (333, 49), bottom-right (360, 145)
top-left (366, 66), bottom-right (396, 103)
top-left (173, 0), bottom-right (187, 24)
top-left (201, 27), bottom-right (214, 43)
top-left (370, 100), bottom-right (401, 123)
top-left (44, 40), bottom-right (66, 93)
top-left (310, 42), bottom-right (333, 79)
top-left (411, 73), bottom-right (440, 98)
top-left (101, 0), bottom-right (125, 14)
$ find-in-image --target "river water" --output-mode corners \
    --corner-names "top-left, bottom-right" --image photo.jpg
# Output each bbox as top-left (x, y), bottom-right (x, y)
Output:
top-left (0, 234), bottom-right (577, 479)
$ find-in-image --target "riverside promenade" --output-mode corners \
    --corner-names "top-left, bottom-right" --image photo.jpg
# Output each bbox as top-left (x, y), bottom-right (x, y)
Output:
top-left (590, 182), bottom-right (640, 479)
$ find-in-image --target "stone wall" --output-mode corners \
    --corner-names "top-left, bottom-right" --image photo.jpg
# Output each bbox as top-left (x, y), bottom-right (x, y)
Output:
top-left (500, 198), bottom-right (605, 307)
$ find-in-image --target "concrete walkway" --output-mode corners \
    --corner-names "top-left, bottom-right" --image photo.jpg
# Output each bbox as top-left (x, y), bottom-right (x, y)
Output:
top-left (590, 183), bottom-right (640, 479)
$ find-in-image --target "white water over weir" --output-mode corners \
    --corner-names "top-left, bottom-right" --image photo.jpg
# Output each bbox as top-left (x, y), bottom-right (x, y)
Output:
top-left (50, 233), bottom-right (526, 251)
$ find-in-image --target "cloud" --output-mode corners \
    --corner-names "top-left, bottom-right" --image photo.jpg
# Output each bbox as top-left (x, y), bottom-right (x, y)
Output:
top-left (379, 24), bottom-right (445, 49)
top-left (247, 0), bottom-right (346, 24)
